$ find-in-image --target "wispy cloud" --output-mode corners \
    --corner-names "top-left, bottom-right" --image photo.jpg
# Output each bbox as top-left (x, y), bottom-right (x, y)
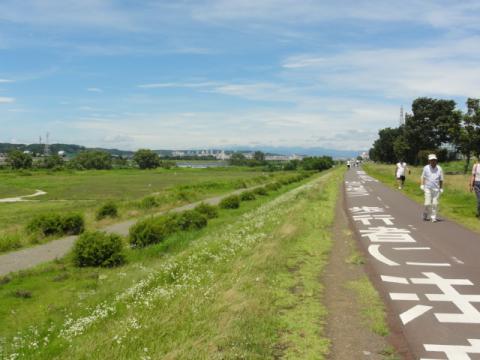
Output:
top-left (0, 79), bottom-right (13, 83)
top-left (137, 82), bottom-right (220, 89)
top-left (282, 36), bottom-right (480, 99)
top-left (87, 87), bottom-right (103, 93)
top-left (0, 97), bottom-right (15, 104)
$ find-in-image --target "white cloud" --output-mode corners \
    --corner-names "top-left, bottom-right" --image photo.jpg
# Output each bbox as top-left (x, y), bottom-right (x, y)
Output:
top-left (281, 36), bottom-right (480, 99)
top-left (137, 82), bottom-right (219, 89)
top-left (0, 97), bottom-right (15, 104)
top-left (87, 87), bottom-right (103, 93)
top-left (0, 79), bottom-right (13, 83)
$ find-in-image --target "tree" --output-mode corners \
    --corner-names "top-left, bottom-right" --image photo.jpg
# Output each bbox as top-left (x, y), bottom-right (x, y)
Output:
top-left (7, 150), bottom-right (33, 169)
top-left (73, 151), bottom-right (112, 170)
top-left (41, 154), bottom-right (64, 169)
top-left (229, 152), bottom-right (246, 166)
top-left (452, 99), bottom-right (480, 173)
top-left (404, 97), bottom-right (459, 164)
top-left (253, 151), bottom-right (265, 161)
top-left (133, 149), bottom-right (159, 169)
top-left (301, 156), bottom-right (334, 171)
top-left (369, 127), bottom-right (402, 163)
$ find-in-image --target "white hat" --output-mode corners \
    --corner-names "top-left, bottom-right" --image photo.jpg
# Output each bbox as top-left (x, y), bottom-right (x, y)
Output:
top-left (428, 154), bottom-right (437, 161)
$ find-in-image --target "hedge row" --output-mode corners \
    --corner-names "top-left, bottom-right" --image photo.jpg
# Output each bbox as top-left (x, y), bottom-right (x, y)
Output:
top-left (26, 213), bottom-right (85, 237)
top-left (71, 171), bottom-right (314, 267)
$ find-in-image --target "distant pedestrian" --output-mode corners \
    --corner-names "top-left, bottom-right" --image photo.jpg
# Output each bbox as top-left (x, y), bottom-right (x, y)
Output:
top-left (346, 160), bottom-right (351, 169)
top-left (469, 159), bottom-right (480, 218)
top-left (420, 154), bottom-right (444, 222)
top-left (395, 160), bottom-right (409, 189)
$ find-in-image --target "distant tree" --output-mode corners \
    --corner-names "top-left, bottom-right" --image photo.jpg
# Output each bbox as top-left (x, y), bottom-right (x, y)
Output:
top-left (301, 156), bottom-right (334, 171)
top-left (41, 154), bottom-right (64, 169)
top-left (133, 149), bottom-right (160, 169)
top-left (229, 152), bottom-right (247, 166)
top-left (253, 151), bottom-right (265, 161)
top-left (73, 151), bottom-right (112, 170)
top-left (369, 127), bottom-right (402, 163)
top-left (452, 98), bottom-right (480, 173)
top-left (7, 150), bottom-right (33, 169)
top-left (112, 155), bottom-right (129, 168)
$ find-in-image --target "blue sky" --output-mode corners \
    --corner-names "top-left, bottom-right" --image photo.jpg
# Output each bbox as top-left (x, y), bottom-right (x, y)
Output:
top-left (1, 0), bottom-right (480, 151)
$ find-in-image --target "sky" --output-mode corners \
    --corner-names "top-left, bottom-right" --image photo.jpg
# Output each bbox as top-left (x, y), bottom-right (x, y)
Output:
top-left (1, 0), bottom-right (480, 151)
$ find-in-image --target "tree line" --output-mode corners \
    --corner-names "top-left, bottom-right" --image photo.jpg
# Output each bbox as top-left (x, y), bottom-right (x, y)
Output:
top-left (3, 148), bottom-right (334, 172)
top-left (369, 97), bottom-right (480, 172)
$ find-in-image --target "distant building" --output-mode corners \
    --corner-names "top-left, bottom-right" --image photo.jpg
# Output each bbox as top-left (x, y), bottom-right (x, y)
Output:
top-left (215, 150), bottom-right (230, 160)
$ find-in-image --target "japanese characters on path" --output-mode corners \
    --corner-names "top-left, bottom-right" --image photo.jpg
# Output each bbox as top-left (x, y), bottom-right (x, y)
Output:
top-left (345, 168), bottom-right (480, 359)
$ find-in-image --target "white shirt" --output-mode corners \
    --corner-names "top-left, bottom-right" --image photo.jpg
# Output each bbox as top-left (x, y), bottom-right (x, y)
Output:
top-left (396, 162), bottom-right (407, 177)
top-left (422, 165), bottom-right (444, 190)
top-left (472, 163), bottom-right (480, 181)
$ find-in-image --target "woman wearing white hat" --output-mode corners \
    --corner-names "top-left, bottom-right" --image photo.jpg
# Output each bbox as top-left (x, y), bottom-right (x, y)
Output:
top-left (420, 154), bottom-right (444, 222)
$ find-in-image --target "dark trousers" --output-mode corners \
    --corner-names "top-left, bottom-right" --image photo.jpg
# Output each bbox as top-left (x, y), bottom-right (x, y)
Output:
top-left (474, 181), bottom-right (480, 215)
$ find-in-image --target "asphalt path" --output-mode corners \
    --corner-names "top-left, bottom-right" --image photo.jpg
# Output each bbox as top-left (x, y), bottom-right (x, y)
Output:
top-left (345, 167), bottom-right (480, 360)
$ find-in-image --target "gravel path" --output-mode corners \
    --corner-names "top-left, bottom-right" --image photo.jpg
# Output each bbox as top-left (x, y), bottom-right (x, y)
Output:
top-left (0, 188), bottom-right (249, 277)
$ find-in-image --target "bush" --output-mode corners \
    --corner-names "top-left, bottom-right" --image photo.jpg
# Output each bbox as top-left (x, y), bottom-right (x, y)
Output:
top-left (73, 231), bottom-right (125, 267)
top-left (240, 191), bottom-right (256, 201)
top-left (96, 202), bottom-right (118, 220)
top-left (61, 214), bottom-right (85, 235)
top-left (265, 182), bottom-right (281, 192)
top-left (27, 213), bottom-right (84, 236)
top-left (139, 196), bottom-right (159, 209)
top-left (0, 234), bottom-right (22, 252)
top-left (253, 186), bottom-right (268, 196)
top-left (176, 210), bottom-right (208, 230)
top-left (219, 195), bottom-right (241, 209)
top-left (129, 214), bottom-right (179, 248)
top-left (194, 203), bottom-right (219, 219)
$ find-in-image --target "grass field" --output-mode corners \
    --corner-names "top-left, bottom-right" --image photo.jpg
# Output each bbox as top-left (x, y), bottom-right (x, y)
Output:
top-left (0, 167), bottom-right (291, 252)
top-left (0, 168), bottom-right (343, 359)
top-left (363, 162), bottom-right (480, 233)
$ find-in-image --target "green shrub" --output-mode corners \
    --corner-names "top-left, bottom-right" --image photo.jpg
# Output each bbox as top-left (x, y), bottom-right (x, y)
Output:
top-left (219, 195), bottom-right (241, 209)
top-left (253, 186), bottom-right (268, 196)
top-left (27, 213), bottom-right (84, 236)
top-left (129, 214), bottom-right (179, 248)
top-left (194, 203), bottom-right (219, 219)
top-left (240, 191), bottom-right (256, 201)
top-left (139, 196), bottom-right (159, 209)
top-left (62, 214), bottom-right (85, 235)
top-left (73, 231), bottom-right (125, 267)
top-left (96, 202), bottom-right (118, 220)
top-left (265, 182), bottom-right (281, 192)
top-left (176, 210), bottom-right (208, 230)
top-left (0, 233), bottom-right (22, 252)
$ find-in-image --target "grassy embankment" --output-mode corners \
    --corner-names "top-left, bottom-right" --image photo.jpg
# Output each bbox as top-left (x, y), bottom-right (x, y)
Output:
top-left (363, 161), bottom-right (480, 233)
top-left (0, 167), bottom-right (342, 359)
top-left (0, 167), bottom-right (290, 253)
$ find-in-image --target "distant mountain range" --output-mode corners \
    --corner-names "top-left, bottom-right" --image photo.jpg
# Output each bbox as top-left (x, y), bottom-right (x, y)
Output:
top-left (0, 143), bottom-right (364, 159)
top-left (227, 146), bottom-right (364, 159)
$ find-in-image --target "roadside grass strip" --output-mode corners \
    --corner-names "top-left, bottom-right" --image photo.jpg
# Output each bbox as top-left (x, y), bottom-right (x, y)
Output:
top-left (346, 276), bottom-right (389, 337)
top-left (0, 169), bottom-right (339, 359)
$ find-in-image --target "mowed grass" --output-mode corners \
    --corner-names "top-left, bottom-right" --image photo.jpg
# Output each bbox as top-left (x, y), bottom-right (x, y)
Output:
top-left (0, 168), bottom-right (342, 359)
top-left (363, 162), bottom-right (480, 233)
top-left (0, 167), bottom-right (288, 252)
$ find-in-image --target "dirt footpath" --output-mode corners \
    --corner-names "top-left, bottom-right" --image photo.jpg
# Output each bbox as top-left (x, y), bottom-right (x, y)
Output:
top-left (324, 189), bottom-right (391, 359)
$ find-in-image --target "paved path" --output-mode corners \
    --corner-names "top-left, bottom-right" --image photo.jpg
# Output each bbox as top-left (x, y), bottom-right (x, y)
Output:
top-left (0, 188), bottom-right (249, 277)
top-left (345, 167), bottom-right (480, 360)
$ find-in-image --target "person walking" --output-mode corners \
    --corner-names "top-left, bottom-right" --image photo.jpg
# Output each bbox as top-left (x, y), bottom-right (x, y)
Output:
top-left (469, 159), bottom-right (480, 218)
top-left (420, 154), bottom-right (444, 222)
top-left (395, 160), bottom-right (409, 189)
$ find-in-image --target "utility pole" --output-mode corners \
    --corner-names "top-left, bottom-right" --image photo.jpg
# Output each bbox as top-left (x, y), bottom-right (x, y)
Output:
top-left (399, 105), bottom-right (405, 126)
top-left (44, 132), bottom-right (50, 156)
